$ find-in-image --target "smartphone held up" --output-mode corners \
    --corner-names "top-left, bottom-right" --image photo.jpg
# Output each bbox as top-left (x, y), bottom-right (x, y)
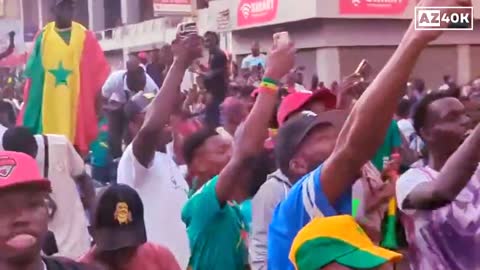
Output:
top-left (273, 31), bottom-right (290, 47)
top-left (354, 59), bottom-right (372, 81)
top-left (177, 22), bottom-right (198, 39)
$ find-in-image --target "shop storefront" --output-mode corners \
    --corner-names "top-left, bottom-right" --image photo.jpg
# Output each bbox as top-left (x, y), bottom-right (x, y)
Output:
top-left (226, 0), bottom-right (480, 87)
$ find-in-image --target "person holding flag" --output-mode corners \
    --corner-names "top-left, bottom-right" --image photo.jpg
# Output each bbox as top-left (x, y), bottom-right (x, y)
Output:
top-left (18, 0), bottom-right (110, 155)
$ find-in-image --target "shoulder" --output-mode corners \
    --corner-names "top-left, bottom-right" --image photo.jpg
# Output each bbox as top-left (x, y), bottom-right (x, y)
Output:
top-left (396, 167), bottom-right (432, 211)
top-left (253, 177), bottom-right (287, 207)
top-left (107, 70), bottom-right (124, 79)
top-left (398, 167), bottom-right (431, 183)
top-left (72, 22), bottom-right (87, 31)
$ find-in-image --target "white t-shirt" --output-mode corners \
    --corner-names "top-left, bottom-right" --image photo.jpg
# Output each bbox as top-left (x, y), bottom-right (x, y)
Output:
top-left (396, 166), bottom-right (480, 269)
top-left (0, 123), bottom-right (8, 150)
top-left (102, 70), bottom-right (159, 104)
top-left (117, 145), bottom-right (190, 269)
top-left (241, 54), bottom-right (267, 69)
top-left (35, 135), bottom-right (90, 259)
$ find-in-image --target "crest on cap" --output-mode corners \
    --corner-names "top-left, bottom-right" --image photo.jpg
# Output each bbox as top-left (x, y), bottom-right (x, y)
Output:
top-left (0, 155), bottom-right (16, 178)
top-left (113, 202), bottom-right (132, 225)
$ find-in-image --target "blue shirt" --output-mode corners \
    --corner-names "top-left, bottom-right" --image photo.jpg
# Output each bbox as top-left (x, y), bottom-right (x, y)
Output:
top-left (241, 54), bottom-right (267, 69)
top-left (267, 164), bottom-right (352, 270)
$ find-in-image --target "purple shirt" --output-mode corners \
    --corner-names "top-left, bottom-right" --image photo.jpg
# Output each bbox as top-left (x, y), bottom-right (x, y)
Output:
top-left (397, 165), bottom-right (480, 270)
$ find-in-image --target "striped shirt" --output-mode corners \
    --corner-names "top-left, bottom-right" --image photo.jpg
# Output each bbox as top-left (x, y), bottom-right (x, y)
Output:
top-left (267, 164), bottom-right (352, 270)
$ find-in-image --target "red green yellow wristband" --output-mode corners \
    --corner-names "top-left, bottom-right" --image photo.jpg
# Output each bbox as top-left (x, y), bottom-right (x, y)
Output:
top-left (260, 77), bottom-right (280, 91)
top-left (262, 77), bottom-right (279, 85)
top-left (260, 82), bottom-right (279, 91)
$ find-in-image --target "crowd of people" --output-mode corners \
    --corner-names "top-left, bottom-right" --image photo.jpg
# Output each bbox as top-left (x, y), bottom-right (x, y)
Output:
top-left (1, 0), bottom-right (480, 270)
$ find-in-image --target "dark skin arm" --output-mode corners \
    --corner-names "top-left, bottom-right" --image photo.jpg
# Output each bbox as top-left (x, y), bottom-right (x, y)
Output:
top-left (320, 0), bottom-right (458, 205)
top-left (402, 123), bottom-right (480, 210)
top-left (0, 31), bottom-right (14, 61)
top-left (132, 36), bottom-right (203, 167)
top-left (106, 107), bottom-right (125, 159)
top-left (75, 173), bottom-right (96, 214)
top-left (215, 43), bottom-right (295, 204)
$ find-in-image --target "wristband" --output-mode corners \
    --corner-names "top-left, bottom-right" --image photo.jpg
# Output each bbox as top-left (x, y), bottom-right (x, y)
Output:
top-left (260, 77), bottom-right (280, 92)
top-left (259, 81), bottom-right (279, 91)
top-left (262, 77), bottom-right (279, 85)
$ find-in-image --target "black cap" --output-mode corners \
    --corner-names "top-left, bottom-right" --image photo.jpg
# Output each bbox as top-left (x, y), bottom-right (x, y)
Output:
top-left (92, 184), bottom-right (147, 251)
top-left (275, 110), bottom-right (349, 176)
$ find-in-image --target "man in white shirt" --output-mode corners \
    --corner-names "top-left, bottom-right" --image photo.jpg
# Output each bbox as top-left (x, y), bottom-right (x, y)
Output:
top-left (117, 34), bottom-right (204, 268)
top-left (2, 127), bottom-right (95, 259)
top-left (102, 61), bottom-right (159, 159)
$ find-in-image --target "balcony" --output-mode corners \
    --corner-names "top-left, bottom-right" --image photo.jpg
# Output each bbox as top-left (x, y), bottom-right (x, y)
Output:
top-left (95, 17), bottom-right (189, 51)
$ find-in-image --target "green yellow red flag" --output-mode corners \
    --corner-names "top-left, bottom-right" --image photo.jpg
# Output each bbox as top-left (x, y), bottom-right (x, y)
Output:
top-left (18, 22), bottom-right (110, 154)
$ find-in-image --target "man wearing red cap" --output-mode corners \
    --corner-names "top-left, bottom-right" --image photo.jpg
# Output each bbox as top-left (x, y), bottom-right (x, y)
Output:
top-left (0, 151), bottom-right (93, 270)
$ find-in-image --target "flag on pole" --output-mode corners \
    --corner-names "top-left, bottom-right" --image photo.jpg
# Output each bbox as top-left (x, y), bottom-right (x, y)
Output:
top-left (18, 22), bottom-right (110, 154)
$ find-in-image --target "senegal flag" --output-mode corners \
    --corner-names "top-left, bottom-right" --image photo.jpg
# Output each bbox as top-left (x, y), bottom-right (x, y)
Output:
top-left (18, 22), bottom-right (110, 154)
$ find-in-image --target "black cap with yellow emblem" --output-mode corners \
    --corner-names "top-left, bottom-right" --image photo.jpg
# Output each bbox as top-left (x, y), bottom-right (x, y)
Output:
top-left (92, 184), bottom-right (147, 251)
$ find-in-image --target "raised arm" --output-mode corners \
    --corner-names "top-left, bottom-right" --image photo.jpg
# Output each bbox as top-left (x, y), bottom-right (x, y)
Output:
top-left (321, 0), bottom-right (471, 204)
top-left (0, 31), bottom-right (14, 61)
top-left (215, 43), bottom-right (295, 204)
top-left (402, 123), bottom-right (480, 210)
top-left (132, 36), bottom-right (202, 167)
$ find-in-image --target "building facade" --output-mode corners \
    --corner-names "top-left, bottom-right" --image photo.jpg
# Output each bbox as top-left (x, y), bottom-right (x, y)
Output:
top-left (217, 0), bottom-right (480, 87)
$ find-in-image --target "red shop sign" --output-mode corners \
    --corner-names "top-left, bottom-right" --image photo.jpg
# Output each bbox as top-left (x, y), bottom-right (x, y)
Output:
top-left (340, 0), bottom-right (409, 15)
top-left (237, 0), bottom-right (278, 27)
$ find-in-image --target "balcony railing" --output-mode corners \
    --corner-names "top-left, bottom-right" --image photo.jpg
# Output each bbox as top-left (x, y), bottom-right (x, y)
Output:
top-left (95, 17), bottom-right (191, 51)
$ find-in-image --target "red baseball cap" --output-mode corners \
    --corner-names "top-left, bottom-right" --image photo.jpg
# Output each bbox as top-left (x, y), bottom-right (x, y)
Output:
top-left (277, 90), bottom-right (337, 126)
top-left (0, 151), bottom-right (51, 191)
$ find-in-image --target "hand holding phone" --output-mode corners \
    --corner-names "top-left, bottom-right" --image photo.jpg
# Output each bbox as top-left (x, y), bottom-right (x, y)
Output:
top-left (177, 22), bottom-right (198, 39)
top-left (354, 59), bottom-right (372, 81)
top-left (273, 32), bottom-right (290, 48)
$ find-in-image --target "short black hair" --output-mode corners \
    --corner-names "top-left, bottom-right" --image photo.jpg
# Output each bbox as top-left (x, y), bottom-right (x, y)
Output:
top-left (412, 92), bottom-right (452, 137)
top-left (183, 128), bottom-right (218, 164)
top-left (3, 127), bottom-right (38, 158)
top-left (204, 31), bottom-right (220, 45)
top-left (396, 98), bottom-right (412, 119)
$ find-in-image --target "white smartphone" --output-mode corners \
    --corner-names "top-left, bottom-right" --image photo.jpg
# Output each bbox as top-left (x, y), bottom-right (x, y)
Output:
top-left (273, 31), bottom-right (290, 47)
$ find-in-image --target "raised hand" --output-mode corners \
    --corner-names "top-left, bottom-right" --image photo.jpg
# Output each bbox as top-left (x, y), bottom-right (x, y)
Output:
top-left (406, 0), bottom-right (472, 44)
top-left (264, 41), bottom-right (295, 81)
top-left (172, 34), bottom-right (203, 68)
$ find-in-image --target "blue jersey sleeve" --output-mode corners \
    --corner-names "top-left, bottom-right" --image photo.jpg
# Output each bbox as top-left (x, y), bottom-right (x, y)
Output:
top-left (268, 164), bottom-right (353, 270)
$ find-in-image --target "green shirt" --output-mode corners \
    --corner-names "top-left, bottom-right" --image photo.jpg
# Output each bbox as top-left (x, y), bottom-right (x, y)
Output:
top-left (182, 176), bottom-right (248, 270)
top-left (239, 199), bottom-right (252, 233)
top-left (90, 117), bottom-right (109, 167)
top-left (371, 120), bottom-right (402, 171)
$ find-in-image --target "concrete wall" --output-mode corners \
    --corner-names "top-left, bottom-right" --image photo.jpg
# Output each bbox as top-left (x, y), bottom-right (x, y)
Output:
top-left (4, 0), bottom-right (20, 19)
top-left (338, 46), bottom-right (458, 89)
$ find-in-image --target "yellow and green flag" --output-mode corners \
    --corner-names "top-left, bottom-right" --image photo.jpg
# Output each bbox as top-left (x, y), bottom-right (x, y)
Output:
top-left (18, 22), bottom-right (110, 154)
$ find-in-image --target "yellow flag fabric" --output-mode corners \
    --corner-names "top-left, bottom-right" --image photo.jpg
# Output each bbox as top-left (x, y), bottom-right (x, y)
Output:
top-left (41, 22), bottom-right (86, 142)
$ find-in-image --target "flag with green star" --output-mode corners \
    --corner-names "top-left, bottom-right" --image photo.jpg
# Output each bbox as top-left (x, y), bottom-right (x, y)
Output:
top-left (18, 21), bottom-right (110, 154)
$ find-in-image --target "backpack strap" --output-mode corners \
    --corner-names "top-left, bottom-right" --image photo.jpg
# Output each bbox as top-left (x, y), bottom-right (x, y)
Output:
top-left (42, 135), bottom-right (49, 178)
